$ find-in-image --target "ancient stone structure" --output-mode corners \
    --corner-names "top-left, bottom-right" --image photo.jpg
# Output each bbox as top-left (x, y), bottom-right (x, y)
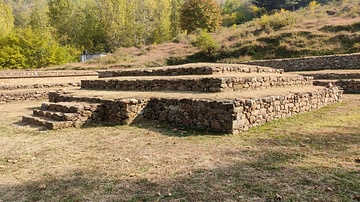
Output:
top-left (81, 76), bottom-right (313, 92)
top-left (41, 87), bottom-right (341, 133)
top-left (0, 91), bottom-right (49, 103)
top-left (242, 53), bottom-right (360, 72)
top-left (97, 63), bottom-right (283, 78)
top-left (0, 71), bottom-right (97, 79)
top-left (22, 63), bottom-right (343, 133)
top-left (0, 82), bottom-right (80, 91)
top-left (314, 80), bottom-right (360, 94)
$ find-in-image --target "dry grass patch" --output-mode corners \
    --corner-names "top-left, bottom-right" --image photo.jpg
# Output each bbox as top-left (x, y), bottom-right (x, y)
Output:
top-left (0, 95), bottom-right (359, 201)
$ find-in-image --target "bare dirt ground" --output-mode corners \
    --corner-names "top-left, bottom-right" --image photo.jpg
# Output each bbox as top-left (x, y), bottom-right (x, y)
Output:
top-left (0, 76), bottom-right (98, 87)
top-left (0, 94), bottom-right (359, 201)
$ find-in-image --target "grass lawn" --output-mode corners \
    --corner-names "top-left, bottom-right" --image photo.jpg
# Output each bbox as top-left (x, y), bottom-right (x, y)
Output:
top-left (0, 95), bottom-right (359, 201)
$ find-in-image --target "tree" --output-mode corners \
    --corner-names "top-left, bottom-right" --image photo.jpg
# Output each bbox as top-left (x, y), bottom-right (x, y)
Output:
top-left (180, 0), bottom-right (222, 34)
top-left (0, 1), bottom-right (14, 37)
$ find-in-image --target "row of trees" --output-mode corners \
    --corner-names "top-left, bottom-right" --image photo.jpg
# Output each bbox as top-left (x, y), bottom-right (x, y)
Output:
top-left (0, 0), bottom-right (335, 68)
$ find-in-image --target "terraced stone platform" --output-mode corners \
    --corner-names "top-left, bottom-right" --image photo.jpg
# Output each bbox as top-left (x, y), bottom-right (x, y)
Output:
top-left (22, 63), bottom-right (342, 134)
top-left (294, 70), bottom-right (360, 93)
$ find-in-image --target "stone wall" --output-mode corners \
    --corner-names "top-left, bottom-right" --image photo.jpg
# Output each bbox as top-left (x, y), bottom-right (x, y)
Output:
top-left (48, 86), bottom-right (342, 133)
top-left (0, 91), bottom-right (49, 103)
top-left (231, 87), bottom-right (341, 134)
top-left (314, 80), bottom-right (360, 94)
top-left (48, 92), bottom-right (148, 125)
top-left (81, 76), bottom-right (313, 92)
top-left (300, 72), bottom-right (360, 79)
top-left (0, 71), bottom-right (97, 79)
top-left (97, 64), bottom-right (283, 78)
top-left (242, 53), bottom-right (360, 72)
top-left (0, 82), bottom-right (80, 90)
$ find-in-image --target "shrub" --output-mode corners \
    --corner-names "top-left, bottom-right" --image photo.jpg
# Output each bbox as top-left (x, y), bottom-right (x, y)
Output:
top-left (193, 30), bottom-right (220, 54)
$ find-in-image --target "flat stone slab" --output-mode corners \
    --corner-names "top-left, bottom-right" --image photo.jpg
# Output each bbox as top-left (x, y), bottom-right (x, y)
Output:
top-left (0, 70), bottom-right (97, 79)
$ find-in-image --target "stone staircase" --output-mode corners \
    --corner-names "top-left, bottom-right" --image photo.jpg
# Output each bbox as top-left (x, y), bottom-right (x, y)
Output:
top-left (298, 70), bottom-right (360, 93)
top-left (22, 101), bottom-right (103, 129)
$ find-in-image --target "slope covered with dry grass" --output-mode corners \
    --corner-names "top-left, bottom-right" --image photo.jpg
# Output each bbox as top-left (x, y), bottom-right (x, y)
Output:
top-left (53, 1), bottom-right (360, 70)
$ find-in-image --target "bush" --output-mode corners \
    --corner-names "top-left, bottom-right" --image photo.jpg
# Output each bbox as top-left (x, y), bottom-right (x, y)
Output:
top-left (193, 30), bottom-right (220, 54)
top-left (257, 9), bottom-right (300, 30)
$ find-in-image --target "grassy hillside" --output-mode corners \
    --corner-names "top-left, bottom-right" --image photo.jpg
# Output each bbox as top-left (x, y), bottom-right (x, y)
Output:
top-left (56, 1), bottom-right (360, 70)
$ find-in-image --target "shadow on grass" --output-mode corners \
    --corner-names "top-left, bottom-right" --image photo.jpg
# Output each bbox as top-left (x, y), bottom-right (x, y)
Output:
top-left (130, 120), bottom-right (228, 137)
top-left (1, 148), bottom-right (358, 201)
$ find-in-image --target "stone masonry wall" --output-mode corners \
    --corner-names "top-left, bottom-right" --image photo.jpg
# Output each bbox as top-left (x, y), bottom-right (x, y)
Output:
top-left (0, 71), bottom-right (97, 79)
top-left (48, 87), bottom-right (342, 133)
top-left (97, 64), bottom-right (283, 78)
top-left (231, 87), bottom-right (342, 134)
top-left (314, 80), bottom-right (360, 94)
top-left (300, 72), bottom-right (360, 80)
top-left (81, 76), bottom-right (313, 92)
top-left (0, 91), bottom-right (49, 103)
top-left (0, 82), bottom-right (80, 90)
top-left (242, 53), bottom-right (360, 72)
top-left (48, 92), bottom-right (148, 125)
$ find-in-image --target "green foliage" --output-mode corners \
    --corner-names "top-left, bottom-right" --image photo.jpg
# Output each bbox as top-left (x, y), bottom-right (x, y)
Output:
top-left (0, 1), bottom-right (14, 37)
top-left (257, 9), bottom-right (299, 30)
top-left (180, 0), bottom-right (222, 33)
top-left (0, 28), bottom-right (78, 69)
top-left (194, 30), bottom-right (220, 53)
top-left (221, 0), bottom-right (260, 26)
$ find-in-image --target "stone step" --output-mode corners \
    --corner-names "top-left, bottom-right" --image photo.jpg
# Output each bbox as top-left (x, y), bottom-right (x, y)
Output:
top-left (22, 115), bottom-right (73, 130)
top-left (33, 109), bottom-right (79, 121)
top-left (313, 79), bottom-right (360, 93)
top-left (40, 102), bottom-right (101, 113)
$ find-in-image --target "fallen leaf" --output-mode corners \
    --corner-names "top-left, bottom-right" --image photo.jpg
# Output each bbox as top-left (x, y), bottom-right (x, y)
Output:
top-left (313, 198), bottom-right (319, 201)
top-left (37, 184), bottom-right (46, 190)
top-left (7, 160), bottom-right (18, 164)
top-left (325, 186), bottom-right (333, 192)
top-left (353, 196), bottom-right (360, 200)
top-left (276, 193), bottom-right (283, 201)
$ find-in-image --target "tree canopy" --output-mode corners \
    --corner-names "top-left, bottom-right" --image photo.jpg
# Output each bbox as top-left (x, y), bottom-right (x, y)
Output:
top-left (180, 0), bottom-right (222, 33)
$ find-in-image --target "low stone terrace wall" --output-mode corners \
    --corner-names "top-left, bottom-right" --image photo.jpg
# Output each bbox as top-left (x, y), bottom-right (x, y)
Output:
top-left (0, 71), bottom-right (97, 79)
top-left (48, 86), bottom-right (342, 133)
top-left (242, 53), bottom-right (360, 72)
top-left (0, 91), bottom-right (49, 103)
top-left (48, 92), bottom-right (149, 125)
top-left (300, 72), bottom-right (360, 79)
top-left (81, 76), bottom-right (313, 92)
top-left (314, 80), bottom-right (360, 94)
top-left (97, 64), bottom-right (284, 78)
top-left (0, 82), bottom-right (80, 90)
